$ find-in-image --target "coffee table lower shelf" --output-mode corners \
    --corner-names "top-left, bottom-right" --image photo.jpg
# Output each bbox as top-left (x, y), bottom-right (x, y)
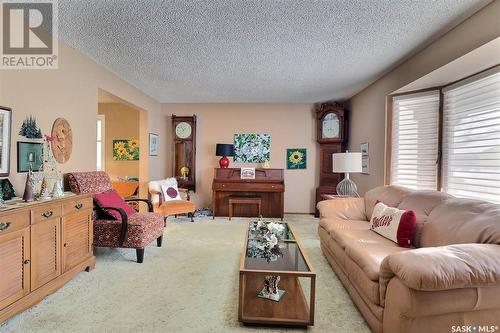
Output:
top-left (238, 274), bottom-right (314, 326)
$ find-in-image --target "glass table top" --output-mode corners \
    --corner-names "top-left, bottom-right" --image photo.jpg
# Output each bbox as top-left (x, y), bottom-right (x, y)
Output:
top-left (243, 222), bottom-right (310, 272)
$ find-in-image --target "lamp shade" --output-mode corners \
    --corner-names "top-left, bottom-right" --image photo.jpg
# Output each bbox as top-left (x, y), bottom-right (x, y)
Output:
top-left (216, 144), bottom-right (234, 157)
top-left (332, 152), bottom-right (362, 173)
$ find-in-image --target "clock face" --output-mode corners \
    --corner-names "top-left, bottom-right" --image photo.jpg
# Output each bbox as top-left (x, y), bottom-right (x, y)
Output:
top-left (175, 122), bottom-right (192, 139)
top-left (322, 112), bottom-right (340, 139)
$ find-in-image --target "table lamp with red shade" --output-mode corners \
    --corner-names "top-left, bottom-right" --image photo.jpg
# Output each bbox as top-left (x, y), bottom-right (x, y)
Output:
top-left (216, 144), bottom-right (234, 168)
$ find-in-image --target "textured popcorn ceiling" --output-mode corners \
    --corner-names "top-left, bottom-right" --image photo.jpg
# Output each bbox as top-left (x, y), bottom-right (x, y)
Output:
top-left (58, 0), bottom-right (490, 103)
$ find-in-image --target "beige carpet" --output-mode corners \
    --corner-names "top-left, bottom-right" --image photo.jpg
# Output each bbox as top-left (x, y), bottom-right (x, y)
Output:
top-left (0, 215), bottom-right (370, 333)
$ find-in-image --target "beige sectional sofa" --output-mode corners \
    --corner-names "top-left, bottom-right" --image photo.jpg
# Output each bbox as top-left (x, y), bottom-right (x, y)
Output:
top-left (317, 185), bottom-right (500, 333)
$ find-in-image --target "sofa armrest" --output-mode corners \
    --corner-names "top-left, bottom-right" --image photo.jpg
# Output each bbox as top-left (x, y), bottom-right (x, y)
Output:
top-left (379, 243), bottom-right (500, 306)
top-left (316, 197), bottom-right (367, 220)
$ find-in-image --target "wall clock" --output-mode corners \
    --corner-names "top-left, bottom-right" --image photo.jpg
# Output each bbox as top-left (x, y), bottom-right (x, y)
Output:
top-left (175, 122), bottom-right (192, 139)
top-left (315, 102), bottom-right (348, 216)
top-left (51, 117), bottom-right (73, 164)
top-left (172, 115), bottom-right (196, 191)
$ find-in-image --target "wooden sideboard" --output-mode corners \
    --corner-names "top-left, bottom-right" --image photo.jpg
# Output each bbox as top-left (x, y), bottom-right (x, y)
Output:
top-left (212, 168), bottom-right (284, 219)
top-left (0, 194), bottom-right (95, 323)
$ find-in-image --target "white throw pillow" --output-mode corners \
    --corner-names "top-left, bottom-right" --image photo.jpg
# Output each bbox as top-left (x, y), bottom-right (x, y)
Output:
top-left (160, 177), bottom-right (181, 202)
top-left (369, 201), bottom-right (416, 247)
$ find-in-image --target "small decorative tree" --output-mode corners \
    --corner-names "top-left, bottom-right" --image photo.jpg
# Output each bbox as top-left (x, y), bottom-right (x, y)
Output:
top-left (19, 116), bottom-right (43, 139)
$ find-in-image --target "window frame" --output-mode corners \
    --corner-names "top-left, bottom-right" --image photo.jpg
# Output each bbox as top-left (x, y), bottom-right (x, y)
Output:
top-left (386, 64), bottom-right (500, 194)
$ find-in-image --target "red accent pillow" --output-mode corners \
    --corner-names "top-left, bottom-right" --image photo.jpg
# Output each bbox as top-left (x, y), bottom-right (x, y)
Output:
top-left (370, 201), bottom-right (416, 247)
top-left (94, 189), bottom-right (136, 220)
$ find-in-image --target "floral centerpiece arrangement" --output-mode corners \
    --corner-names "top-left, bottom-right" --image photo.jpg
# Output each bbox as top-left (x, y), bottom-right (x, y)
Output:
top-left (247, 219), bottom-right (288, 302)
top-left (247, 218), bottom-right (286, 263)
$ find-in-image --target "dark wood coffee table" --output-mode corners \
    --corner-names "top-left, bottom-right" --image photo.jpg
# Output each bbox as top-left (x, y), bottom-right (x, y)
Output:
top-left (238, 222), bottom-right (316, 326)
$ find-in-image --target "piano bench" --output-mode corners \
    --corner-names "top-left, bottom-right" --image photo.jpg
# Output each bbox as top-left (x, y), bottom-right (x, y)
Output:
top-left (228, 196), bottom-right (262, 220)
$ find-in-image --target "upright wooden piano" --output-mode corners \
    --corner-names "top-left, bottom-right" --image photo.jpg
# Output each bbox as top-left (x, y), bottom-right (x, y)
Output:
top-left (212, 168), bottom-right (284, 219)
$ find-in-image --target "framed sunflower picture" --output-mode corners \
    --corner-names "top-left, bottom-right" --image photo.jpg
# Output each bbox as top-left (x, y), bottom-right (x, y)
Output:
top-left (287, 148), bottom-right (306, 169)
top-left (113, 139), bottom-right (139, 161)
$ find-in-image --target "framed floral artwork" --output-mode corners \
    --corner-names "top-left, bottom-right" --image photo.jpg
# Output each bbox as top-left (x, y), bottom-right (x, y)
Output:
top-left (234, 134), bottom-right (270, 163)
top-left (287, 148), bottom-right (306, 169)
top-left (113, 139), bottom-right (139, 161)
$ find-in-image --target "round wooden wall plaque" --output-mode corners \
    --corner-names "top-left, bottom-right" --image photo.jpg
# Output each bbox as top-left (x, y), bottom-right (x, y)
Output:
top-left (51, 118), bottom-right (73, 163)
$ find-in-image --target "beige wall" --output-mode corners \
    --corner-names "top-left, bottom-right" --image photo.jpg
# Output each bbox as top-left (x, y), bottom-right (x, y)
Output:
top-left (347, 0), bottom-right (500, 194)
top-left (163, 103), bottom-right (318, 213)
top-left (0, 41), bottom-right (167, 197)
top-left (98, 103), bottom-right (140, 181)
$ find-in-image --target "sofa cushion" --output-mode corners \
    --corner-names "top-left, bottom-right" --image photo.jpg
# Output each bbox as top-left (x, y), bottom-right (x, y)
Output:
top-left (421, 198), bottom-right (500, 247)
top-left (94, 212), bottom-right (164, 248)
top-left (370, 201), bottom-right (416, 247)
top-left (397, 190), bottom-right (452, 247)
top-left (331, 229), bottom-right (410, 281)
top-left (364, 185), bottom-right (412, 220)
top-left (345, 254), bottom-right (381, 305)
top-left (319, 218), bottom-right (370, 235)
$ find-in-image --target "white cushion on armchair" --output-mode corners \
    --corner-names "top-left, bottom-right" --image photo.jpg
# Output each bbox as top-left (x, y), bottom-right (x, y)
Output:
top-left (148, 177), bottom-right (181, 204)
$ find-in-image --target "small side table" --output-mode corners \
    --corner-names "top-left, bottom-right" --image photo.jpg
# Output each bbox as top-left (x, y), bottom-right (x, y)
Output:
top-left (228, 196), bottom-right (262, 220)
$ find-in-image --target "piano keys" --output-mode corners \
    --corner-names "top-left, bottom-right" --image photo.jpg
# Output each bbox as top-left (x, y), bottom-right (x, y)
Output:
top-left (212, 168), bottom-right (285, 219)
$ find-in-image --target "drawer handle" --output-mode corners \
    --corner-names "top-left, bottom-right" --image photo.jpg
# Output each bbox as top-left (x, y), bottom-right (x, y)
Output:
top-left (42, 211), bottom-right (54, 218)
top-left (0, 222), bottom-right (11, 231)
top-left (23, 259), bottom-right (30, 265)
top-left (75, 203), bottom-right (83, 210)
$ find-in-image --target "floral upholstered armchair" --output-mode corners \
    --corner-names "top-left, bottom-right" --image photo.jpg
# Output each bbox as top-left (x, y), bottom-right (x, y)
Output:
top-left (67, 171), bottom-right (164, 263)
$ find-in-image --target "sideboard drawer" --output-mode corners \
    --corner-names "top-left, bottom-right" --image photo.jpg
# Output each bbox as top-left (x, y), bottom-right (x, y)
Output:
top-left (62, 197), bottom-right (93, 216)
top-left (31, 204), bottom-right (62, 224)
top-left (0, 210), bottom-right (30, 235)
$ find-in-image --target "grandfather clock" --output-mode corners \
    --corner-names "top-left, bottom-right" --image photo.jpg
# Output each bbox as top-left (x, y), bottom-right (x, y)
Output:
top-left (172, 115), bottom-right (197, 192)
top-left (315, 102), bottom-right (348, 217)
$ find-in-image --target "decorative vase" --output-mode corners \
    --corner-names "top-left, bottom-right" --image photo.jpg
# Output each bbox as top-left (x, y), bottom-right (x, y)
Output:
top-left (51, 179), bottom-right (64, 197)
top-left (218, 156), bottom-right (230, 168)
top-left (39, 176), bottom-right (51, 200)
top-left (23, 169), bottom-right (35, 202)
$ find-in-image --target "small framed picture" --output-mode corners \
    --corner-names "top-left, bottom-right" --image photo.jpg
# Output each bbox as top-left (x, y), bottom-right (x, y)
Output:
top-left (17, 142), bottom-right (43, 172)
top-left (240, 167), bottom-right (256, 180)
top-left (149, 133), bottom-right (159, 156)
top-left (362, 157), bottom-right (370, 175)
top-left (360, 142), bottom-right (369, 158)
top-left (286, 148), bottom-right (307, 170)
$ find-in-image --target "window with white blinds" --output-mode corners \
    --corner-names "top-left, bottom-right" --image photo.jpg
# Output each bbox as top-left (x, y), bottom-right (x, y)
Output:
top-left (442, 68), bottom-right (500, 204)
top-left (391, 91), bottom-right (440, 190)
